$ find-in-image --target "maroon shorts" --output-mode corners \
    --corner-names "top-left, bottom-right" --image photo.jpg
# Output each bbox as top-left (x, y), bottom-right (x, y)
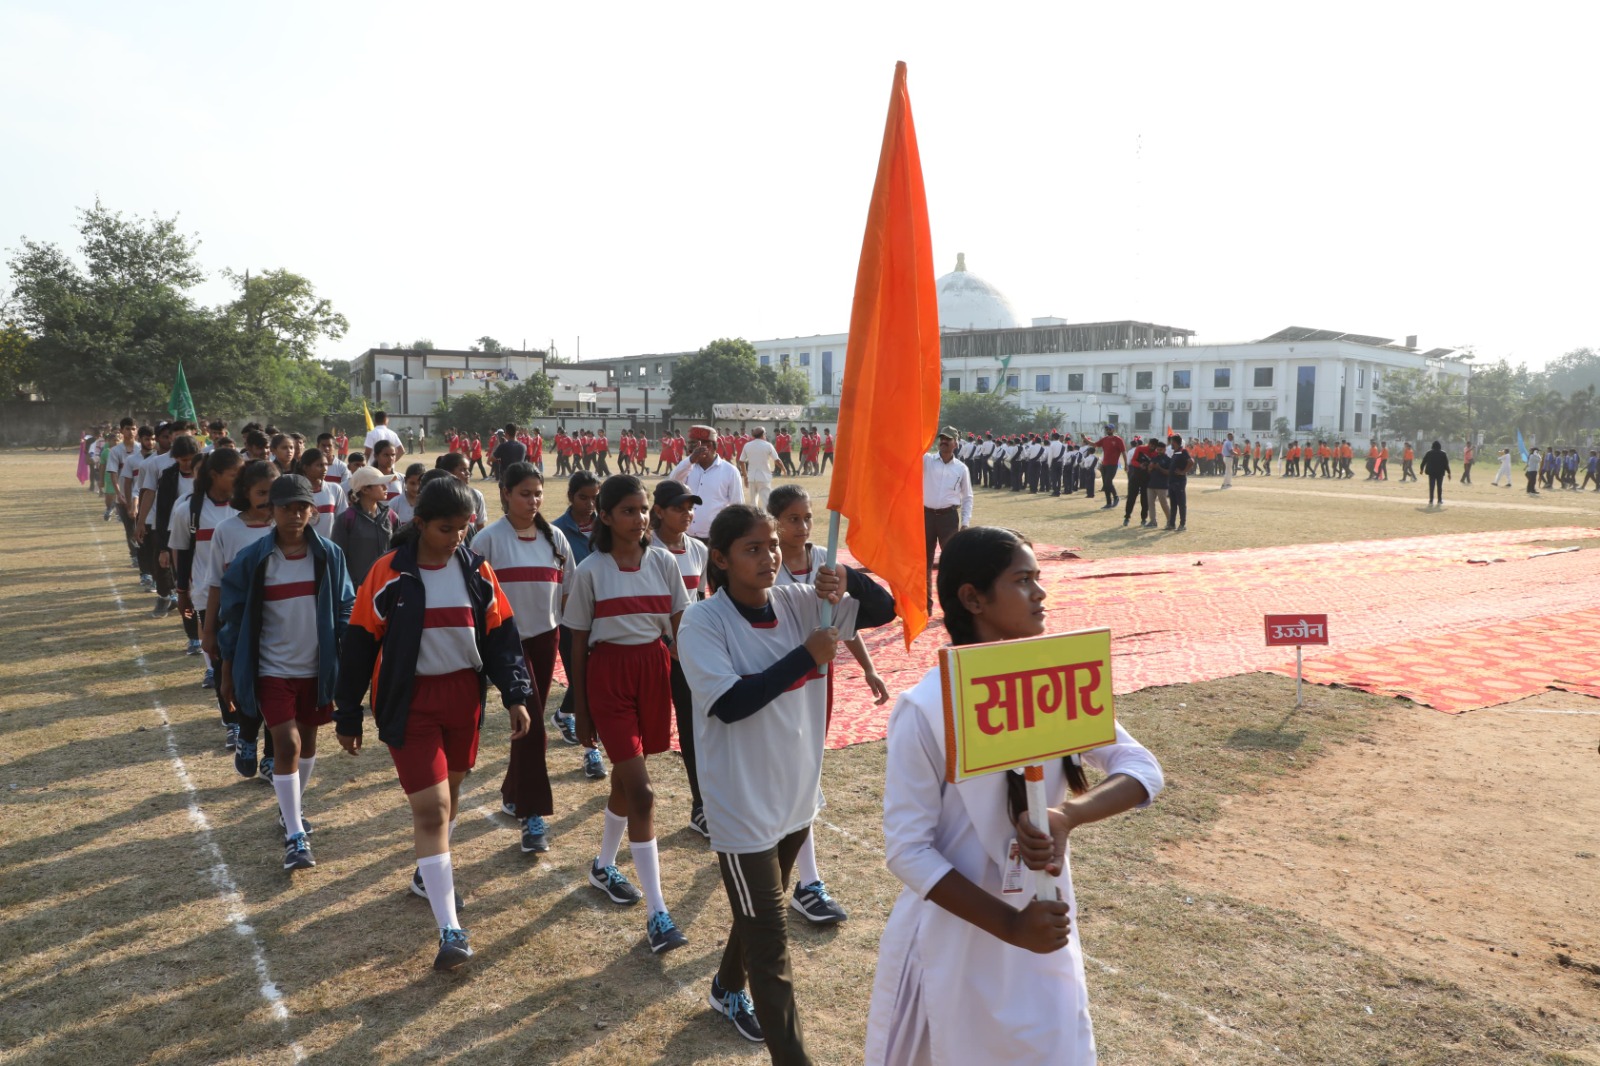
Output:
top-left (387, 669), bottom-right (482, 794)
top-left (257, 676), bottom-right (333, 729)
top-left (587, 640), bottom-right (672, 763)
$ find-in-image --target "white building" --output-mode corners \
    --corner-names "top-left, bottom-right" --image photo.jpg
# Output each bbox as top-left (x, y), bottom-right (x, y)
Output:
top-left (942, 324), bottom-right (1468, 438)
top-left (348, 346), bottom-right (546, 430)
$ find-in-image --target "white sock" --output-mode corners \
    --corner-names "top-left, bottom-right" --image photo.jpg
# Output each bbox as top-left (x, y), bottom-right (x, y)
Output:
top-left (632, 838), bottom-right (667, 915)
top-left (597, 808), bottom-right (627, 869)
top-left (297, 756), bottom-right (316, 796)
top-left (795, 829), bottom-right (821, 887)
top-left (273, 773), bottom-right (304, 838)
top-left (416, 852), bottom-right (459, 930)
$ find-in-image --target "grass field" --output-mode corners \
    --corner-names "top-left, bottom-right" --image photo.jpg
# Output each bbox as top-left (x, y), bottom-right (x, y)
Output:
top-left (3, 453), bottom-right (1599, 1065)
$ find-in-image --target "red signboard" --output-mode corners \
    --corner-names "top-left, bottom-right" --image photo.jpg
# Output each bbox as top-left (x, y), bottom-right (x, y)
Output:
top-left (1264, 614), bottom-right (1330, 647)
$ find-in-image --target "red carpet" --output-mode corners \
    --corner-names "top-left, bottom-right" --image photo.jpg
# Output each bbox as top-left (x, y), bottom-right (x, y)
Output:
top-left (554, 527), bottom-right (1600, 748)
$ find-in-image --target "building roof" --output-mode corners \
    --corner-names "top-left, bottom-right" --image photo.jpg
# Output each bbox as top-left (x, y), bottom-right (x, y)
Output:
top-left (936, 253), bottom-right (1024, 331)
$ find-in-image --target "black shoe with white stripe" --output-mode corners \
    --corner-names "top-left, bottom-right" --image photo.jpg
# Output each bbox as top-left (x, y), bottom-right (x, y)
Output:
top-left (688, 805), bottom-right (709, 840)
top-left (791, 880), bottom-right (848, 924)
top-left (709, 976), bottom-right (763, 1042)
top-left (412, 868), bottom-right (465, 913)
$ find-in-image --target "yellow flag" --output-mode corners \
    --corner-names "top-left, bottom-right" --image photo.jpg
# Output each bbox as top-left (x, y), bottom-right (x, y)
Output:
top-left (362, 399), bottom-right (374, 433)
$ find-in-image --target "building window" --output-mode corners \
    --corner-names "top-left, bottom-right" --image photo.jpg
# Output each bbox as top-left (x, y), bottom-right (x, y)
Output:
top-left (1035, 374), bottom-right (1051, 393)
top-left (1214, 368), bottom-right (1231, 388)
top-left (1133, 410), bottom-right (1152, 430)
top-left (1101, 372), bottom-right (1117, 393)
top-left (1212, 410), bottom-right (1230, 430)
top-left (1135, 371), bottom-right (1153, 390)
top-left (1251, 410), bottom-right (1270, 430)
top-left (976, 376), bottom-right (990, 393)
top-left (1354, 412), bottom-right (1364, 432)
top-left (947, 377), bottom-right (961, 392)
top-left (780, 352), bottom-right (790, 367)
top-left (1254, 367), bottom-right (1273, 388)
top-left (1372, 372), bottom-right (1381, 390)
top-left (799, 352), bottom-right (811, 366)
top-left (654, 363), bottom-right (663, 375)
top-left (1006, 373), bottom-right (1019, 391)
top-left (759, 355), bottom-right (770, 367)
top-left (1067, 373), bottom-right (1084, 392)
top-left (1171, 410), bottom-right (1190, 430)
top-left (1173, 370), bottom-right (1191, 389)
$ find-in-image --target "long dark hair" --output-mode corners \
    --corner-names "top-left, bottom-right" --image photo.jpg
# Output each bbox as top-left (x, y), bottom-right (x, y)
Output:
top-left (704, 504), bottom-right (772, 594)
top-left (765, 483), bottom-right (808, 518)
top-left (294, 447), bottom-right (327, 476)
top-left (194, 447), bottom-right (242, 502)
top-left (230, 459), bottom-right (277, 513)
top-left (392, 477), bottom-right (477, 550)
top-left (590, 475), bottom-right (649, 554)
top-left (938, 526), bottom-right (1088, 802)
top-left (499, 461), bottom-right (563, 567)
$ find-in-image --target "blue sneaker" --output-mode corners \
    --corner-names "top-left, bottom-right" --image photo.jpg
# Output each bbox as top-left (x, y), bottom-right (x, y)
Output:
top-left (434, 927), bottom-right (473, 971)
top-left (185, 638), bottom-right (202, 656)
top-left (520, 816), bottom-right (549, 854)
top-left (282, 832), bottom-right (314, 871)
top-left (647, 910), bottom-right (688, 954)
top-left (588, 861), bottom-right (642, 905)
top-left (201, 667), bottom-right (215, 689)
top-left (259, 757), bottom-right (274, 783)
top-left (277, 809), bottom-right (313, 839)
top-left (709, 976), bottom-right (763, 1042)
top-left (583, 749), bottom-right (606, 780)
top-left (556, 713), bottom-right (579, 745)
top-left (411, 868), bottom-right (465, 913)
top-left (234, 740), bottom-right (258, 779)
top-left (791, 880), bottom-right (848, 924)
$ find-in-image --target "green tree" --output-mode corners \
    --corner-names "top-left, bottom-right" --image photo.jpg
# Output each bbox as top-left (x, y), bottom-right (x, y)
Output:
top-left (761, 365), bottom-right (812, 407)
top-left (436, 376), bottom-right (555, 432)
top-left (1533, 347), bottom-right (1600, 397)
top-left (5, 200), bottom-right (207, 408)
top-left (940, 390), bottom-right (1053, 437)
top-left (669, 338), bottom-right (772, 418)
top-left (471, 336), bottom-right (506, 353)
top-left (410, 338), bottom-right (436, 351)
top-left (1375, 369), bottom-right (1467, 441)
top-left (0, 319), bottom-right (34, 396)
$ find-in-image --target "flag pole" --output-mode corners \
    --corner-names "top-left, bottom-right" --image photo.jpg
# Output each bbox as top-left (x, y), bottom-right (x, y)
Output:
top-left (819, 510), bottom-right (842, 628)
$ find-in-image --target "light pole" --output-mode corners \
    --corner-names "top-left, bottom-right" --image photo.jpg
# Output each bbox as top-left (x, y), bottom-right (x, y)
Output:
top-left (1160, 383), bottom-right (1169, 436)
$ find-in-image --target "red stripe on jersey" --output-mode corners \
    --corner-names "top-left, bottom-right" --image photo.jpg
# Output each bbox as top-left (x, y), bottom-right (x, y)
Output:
top-left (496, 566), bottom-right (562, 584)
top-left (683, 575), bottom-right (701, 590)
top-left (197, 529), bottom-right (215, 542)
top-left (263, 580), bottom-right (315, 602)
top-left (593, 595), bottom-right (674, 618)
top-left (325, 474), bottom-right (342, 482)
top-left (317, 504), bottom-right (336, 513)
top-left (424, 606), bottom-right (475, 629)
top-left (748, 618), bottom-right (778, 629)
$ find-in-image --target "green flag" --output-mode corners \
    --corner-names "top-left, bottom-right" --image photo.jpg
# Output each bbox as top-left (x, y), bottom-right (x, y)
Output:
top-left (167, 361), bottom-right (196, 422)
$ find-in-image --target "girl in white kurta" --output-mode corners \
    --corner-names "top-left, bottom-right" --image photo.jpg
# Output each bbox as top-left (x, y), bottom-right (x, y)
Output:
top-left (865, 526), bottom-right (1165, 1066)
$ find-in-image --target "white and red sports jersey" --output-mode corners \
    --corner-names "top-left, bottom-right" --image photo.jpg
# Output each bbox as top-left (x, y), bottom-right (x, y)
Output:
top-left (650, 531), bottom-right (708, 597)
top-left (416, 561), bottom-right (484, 675)
top-left (325, 459), bottom-right (350, 484)
top-left (208, 514), bottom-right (273, 593)
top-left (677, 585), bottom-right (859, 853)
top-left (561, 547), bottom-right (688, 647)
top-left (312, 479), bottom-right (348, 522)
top-left (474, 518), bottom-right (574, 638)
top-left (169, 494), bottom-right (234, 594)
top-left (259, 548), bottom-right (319, 678)
top-left (775, 543), bottom-right (827, 587)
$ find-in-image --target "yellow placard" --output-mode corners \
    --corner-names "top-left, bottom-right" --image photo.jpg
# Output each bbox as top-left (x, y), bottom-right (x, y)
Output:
top-left (939, 628), bottom-right (1116, 783)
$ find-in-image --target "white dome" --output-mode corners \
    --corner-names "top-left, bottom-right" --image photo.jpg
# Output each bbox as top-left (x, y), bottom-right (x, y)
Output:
top-left (936, 253), bottom-right (1023, 331)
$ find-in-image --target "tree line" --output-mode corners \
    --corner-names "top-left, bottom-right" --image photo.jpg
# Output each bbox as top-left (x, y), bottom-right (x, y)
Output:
top-left (3, 201), bottom-right (358, 431)
top-left (1378, 350), bottom-right (1600, 446)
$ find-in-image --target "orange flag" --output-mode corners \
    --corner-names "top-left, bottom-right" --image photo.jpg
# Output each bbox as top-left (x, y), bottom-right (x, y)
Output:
top-left (827, 61), bottom-right (941, 647)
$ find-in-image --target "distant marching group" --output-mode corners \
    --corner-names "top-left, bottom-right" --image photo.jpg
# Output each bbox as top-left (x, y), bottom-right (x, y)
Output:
top-left (75, 410), bottom-right (1166, 1064)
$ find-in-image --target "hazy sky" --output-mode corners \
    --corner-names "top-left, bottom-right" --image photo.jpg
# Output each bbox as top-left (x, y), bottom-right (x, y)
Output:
top-left (3, 2), bottom-right (1596, 369)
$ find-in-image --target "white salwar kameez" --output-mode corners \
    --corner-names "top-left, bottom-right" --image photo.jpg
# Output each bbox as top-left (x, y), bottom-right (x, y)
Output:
top-left (865, 667), bottom-right (1165, 1066)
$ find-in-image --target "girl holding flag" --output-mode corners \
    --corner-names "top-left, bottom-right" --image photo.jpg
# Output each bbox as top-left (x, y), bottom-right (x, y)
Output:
top-left (864, 526), bottom-right (1164, 1065)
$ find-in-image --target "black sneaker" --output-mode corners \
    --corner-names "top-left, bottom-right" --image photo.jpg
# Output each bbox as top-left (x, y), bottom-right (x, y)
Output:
top-left (791, 880), bottom-right (848, 924)
top-left (282, 832), bottom-right (315, 871)
top-left (277, 809), bottom-right (313, 839)
top-left (258, 756), bottom-right (274, 783)
top-left (555, 713), bottom-right (579, 746)
top-left (688, 805), bottom-right (710, 840)
top-left (233, 740), bottom-right (258, 779)
top-left (411, 868), bottom-right (466, 913)
top-left (149, 597), bottom-right (172, 619)
top-left (589, 861), bottom-right (643, 905)
top-left (520, 816), bottom-right (549, 854)
top-left (647, 910), bottom-right (688, 954)
top-left (709, 976), bottom-right (764, 1042)
top-left (224, 724), bottom-right (238, 751)
top-left (434, 927), bottom-right (473, 972)
top-left (583, 749), bottom-right (607, 780)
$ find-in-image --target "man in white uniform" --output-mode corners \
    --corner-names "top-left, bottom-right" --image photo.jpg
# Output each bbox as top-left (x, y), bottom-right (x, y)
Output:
top-left (670, 425), bottom-right (744, 540)
top-left (363, 409), bottom-right (404, 461)
top-left (738, 427), bottom-right (780, 508)
top-left (922, 428), bottom-right (974, 613)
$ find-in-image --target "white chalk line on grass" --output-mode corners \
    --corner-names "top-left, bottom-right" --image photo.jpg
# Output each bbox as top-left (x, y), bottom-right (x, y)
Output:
top-left (90, 523), bottom-right (306, 1062)
top-left (1481, 707), bottom-right (1600, 716)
